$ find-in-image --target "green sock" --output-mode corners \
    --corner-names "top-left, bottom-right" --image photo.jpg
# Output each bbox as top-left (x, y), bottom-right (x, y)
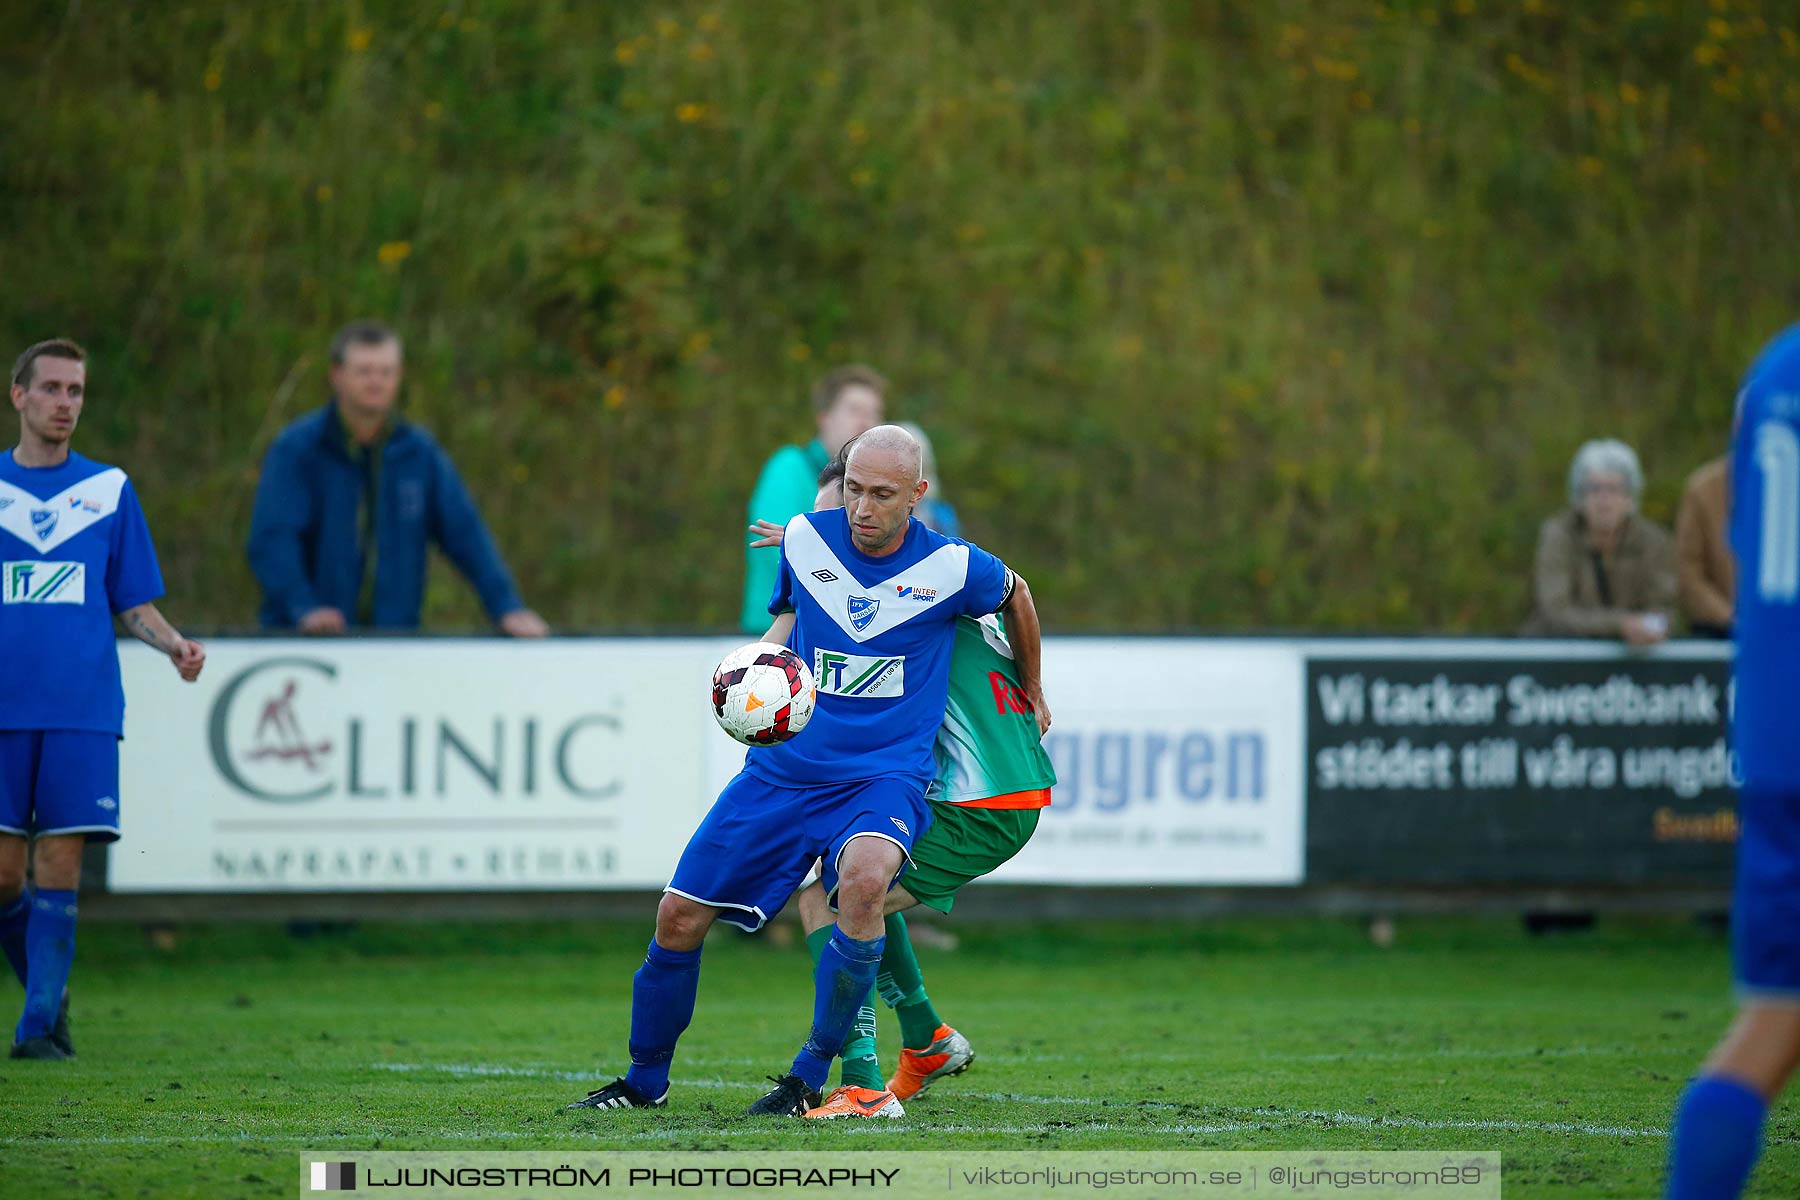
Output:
top-left (839, 997), bottom-right (884, 1090)
top-left (875, 912), bottom-right (943, 1050)
top-left (806, 925), bottom-right (885, 1090)
top-left (805, 924), bottom-right (833, 964)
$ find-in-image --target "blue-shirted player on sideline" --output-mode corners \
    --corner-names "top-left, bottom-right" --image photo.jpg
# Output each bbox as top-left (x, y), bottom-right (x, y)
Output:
top-left (0, 339), bottom-right (206, 1061)
top-left (567, 425), bottom-right (1047, 1117)
top-left (1666, 322), bottom-right (1800, 1197)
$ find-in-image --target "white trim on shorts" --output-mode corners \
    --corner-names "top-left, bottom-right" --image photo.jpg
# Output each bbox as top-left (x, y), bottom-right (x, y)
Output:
top-left (0, 823), bottom-right (26, 837)
top-left (33, 824), bottom-right (119, 839)
top-left (662, 885), bottom-right (771, 932)
top-left (823, 832), bottom-right (914, 912)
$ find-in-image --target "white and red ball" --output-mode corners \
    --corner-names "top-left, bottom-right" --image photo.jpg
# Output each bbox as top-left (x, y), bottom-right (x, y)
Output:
top-left (711, 642), bottom-right (816, 746)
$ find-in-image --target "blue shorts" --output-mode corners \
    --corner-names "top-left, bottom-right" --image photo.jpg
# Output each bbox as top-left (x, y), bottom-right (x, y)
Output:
top-left (1734, 786), bottom-right (1800, 1001)
top-left (0, 730), bottom-right (122, 844)
top-left (666, 772), bottom-right (932, 931)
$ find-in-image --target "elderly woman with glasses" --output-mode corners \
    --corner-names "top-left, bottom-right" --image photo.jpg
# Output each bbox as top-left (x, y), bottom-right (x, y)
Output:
top-left (1527, 439), bottom-right (1678, 644)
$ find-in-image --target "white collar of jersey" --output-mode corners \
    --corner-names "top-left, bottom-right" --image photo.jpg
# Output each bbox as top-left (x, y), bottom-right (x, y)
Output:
top-left (0, 468), bottom-right (128, 554)
top-left (785, 514), bottom-right (969, 643)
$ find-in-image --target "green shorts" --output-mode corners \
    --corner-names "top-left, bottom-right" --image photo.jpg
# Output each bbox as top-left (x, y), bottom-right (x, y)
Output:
top-left (900, 804), bottom-right (1041, 914)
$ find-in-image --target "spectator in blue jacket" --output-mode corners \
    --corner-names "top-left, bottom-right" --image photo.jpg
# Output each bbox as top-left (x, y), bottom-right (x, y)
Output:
top-left (246, 321), bottom-right (548, 636)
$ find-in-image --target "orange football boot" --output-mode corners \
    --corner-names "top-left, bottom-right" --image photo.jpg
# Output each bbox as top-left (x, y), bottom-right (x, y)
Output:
top-left (885, 1025), bottom-right (974, 1101)
top-left (802, 1085), bottom-right (905, 1119)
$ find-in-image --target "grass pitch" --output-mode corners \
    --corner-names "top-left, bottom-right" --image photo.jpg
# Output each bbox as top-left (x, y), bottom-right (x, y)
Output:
top-left (1, 915), bottom-right (1792, 1198)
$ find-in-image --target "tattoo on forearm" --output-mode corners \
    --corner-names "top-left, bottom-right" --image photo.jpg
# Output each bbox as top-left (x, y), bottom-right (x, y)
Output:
top-left (127, 609), bottom-right (175, 652)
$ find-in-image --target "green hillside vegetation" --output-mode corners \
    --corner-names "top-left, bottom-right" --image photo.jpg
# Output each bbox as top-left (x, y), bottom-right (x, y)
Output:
top-left (3, 0), bottom-right (1795, 630)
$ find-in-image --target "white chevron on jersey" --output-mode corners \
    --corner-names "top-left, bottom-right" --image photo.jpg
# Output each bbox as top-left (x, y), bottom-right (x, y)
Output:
top-left (972, 611), bottom-right (1016, 660)
top-left (784, 514), bottom-right (970, 643)
top-left (0, 468), bottom-right (129, 554)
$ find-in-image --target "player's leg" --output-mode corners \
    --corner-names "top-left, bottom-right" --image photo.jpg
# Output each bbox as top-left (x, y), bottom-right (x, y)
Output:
top-left (1702, 1004), bottom-right (1800, 1095)
top-left (570, 772), bottom-right (810, 1112)
top-left (0, 836), bottom-right (28, 991)
top-left (568, 891), bottom-right (718, 1112)
top-left (622, 892), bottom-right (718, 1098)
top-left (0, 732), bottom-right (39, 992)
top-left (880, 887), bottom-right (950, 1051)
top-left (1667, 1005), bottom-right (1800, 1199)
top-left (880, 805), bottom-right (1041, 1099)
top-left (13, 834), bottom-right (81, 1057)
top-left (764, 781), bottom-right (929, 1118)
top-left (1667, 784), bottom-right (1800, 1198)
top-left (779, 833), bottom-right (904, 1118)
top-left (12, 731), bottom-right (115, 1060)
top-left (796, 879), bottom-right (884, 1094)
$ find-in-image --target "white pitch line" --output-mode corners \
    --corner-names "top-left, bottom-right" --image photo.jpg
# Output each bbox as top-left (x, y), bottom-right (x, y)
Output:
top-left (1236, 1107), bottom-right (1666, 1140)
top-left (0, 1120), bottom-right (1266, 1148)
top-left (366, 1063), bottom-right (1669, 1140)
top-left (374, 1065), bottom-right (1181, 1109)
top-left (1260, 1045), bottom-right (1636, 1065)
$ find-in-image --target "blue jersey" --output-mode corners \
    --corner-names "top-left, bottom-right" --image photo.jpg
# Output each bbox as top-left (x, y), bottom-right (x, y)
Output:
top-left (1731, 321), bottom-right (1800, 789)
top-left (750, 509), bottom-right (1011, 788)
top-left (0, 451), bottom-right (164, 735)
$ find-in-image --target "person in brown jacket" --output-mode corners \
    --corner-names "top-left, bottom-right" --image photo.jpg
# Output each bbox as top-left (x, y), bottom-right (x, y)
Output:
top-left (1528, 438), bottom-right (1677, 645)
top-left (1674, 454), bottom-right (1733, 638)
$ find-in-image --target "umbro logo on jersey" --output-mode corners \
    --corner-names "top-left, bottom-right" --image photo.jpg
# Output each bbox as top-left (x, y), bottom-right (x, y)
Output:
top-left (29, 509), bottom-right (56, 541)
top-left (811, 569), bottom-right (839, 583)
top-left (847, 594), bottom-right (879, 632)
top-left (0, 499), bottom-right (12, 510)
top-left (891, 817), bottom-right (910, 835)
top-left (4, 561), bottom-right (85, 604)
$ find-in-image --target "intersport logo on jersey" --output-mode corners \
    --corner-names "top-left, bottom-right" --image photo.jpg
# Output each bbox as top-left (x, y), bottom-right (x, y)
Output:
top-left (206, 656), bottom-right (622, 803)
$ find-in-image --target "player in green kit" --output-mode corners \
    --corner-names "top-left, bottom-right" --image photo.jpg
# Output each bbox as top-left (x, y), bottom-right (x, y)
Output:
top-left (749, 454), bottom-right (1054, 1119)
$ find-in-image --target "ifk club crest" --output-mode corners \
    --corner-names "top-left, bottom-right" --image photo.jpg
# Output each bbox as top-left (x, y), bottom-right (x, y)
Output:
top-left (847, 594), bottom-right (879, 632)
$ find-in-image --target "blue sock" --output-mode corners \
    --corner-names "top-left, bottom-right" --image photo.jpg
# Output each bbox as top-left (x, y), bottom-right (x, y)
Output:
top-left (0, 888), bottom-right (30, 988)
top-left (1666, 1074), bottom-right (1767, 1199)
top-left (790, 929), bottom-right (885, 1091)
top-left (16, 889), bottom-right (76, 1044)
top-left (622, 941), bottom-right (701, 1101)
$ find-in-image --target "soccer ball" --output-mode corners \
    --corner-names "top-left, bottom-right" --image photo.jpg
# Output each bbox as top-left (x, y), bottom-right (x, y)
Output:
top-left (711, 642), bottom-right (817, 746)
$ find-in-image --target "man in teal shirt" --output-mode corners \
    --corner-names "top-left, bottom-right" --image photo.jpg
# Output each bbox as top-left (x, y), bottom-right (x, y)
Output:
top-left (739, 365), bottom-right (886, 632)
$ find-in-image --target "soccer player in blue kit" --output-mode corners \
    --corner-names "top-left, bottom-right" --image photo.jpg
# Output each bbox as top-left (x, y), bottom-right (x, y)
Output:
top-left (568, 425), bottom-right (1047, 1116)
top-left (1, 340), bottom-right (206, 1060)
top-left (1666, 322), bottom-right (1800, 1197)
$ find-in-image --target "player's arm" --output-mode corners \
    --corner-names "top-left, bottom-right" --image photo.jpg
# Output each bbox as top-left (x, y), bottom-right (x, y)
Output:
top-left (119, 602), bottom-right (206, 682)
top-left (999, 571), bottom-right (1050, 736)
top-left (761, 611), bottom-right (796, 646)
top-left (742, 451), bottom-right (812, 633)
